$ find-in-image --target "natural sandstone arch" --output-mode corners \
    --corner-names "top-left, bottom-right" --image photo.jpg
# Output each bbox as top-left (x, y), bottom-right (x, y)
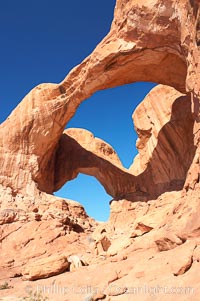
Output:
top-left (0, 0), bottom-right (199, 197)
top-left (54, 128), bottom-right (139, 199)
top-left (53, 85), bottom-right (196, 200)
top-left (131, 85), bottom-right (196, 197)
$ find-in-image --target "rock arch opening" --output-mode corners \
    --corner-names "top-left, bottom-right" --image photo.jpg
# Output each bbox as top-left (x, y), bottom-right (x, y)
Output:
top-left (55, 174), bottom-right (111, 221)
top-left (54, 82), bottom-right (156, 220)
top-left (66, 82), bottom-right (157, 168)
top-left (0, 0), bottom-right (198, 209)
top-left (53, 83), bottom-right (196, 216)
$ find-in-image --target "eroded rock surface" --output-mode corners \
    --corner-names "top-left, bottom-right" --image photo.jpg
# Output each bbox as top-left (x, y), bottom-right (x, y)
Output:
top-left (0, 0), bottom-right (199, 197)
top-left (0, 186), bottom-right (96, 281)
top-left (130, 85), bottom-right (196, 197)
top-left (54, 128), bottom-right (139, 199)
top-left (0, 1), bottom-right (200, 300)
top-left (0, 189), bottom-right (200, 301)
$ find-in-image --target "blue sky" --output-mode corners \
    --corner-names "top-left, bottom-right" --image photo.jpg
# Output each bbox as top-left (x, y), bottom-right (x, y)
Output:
top-left (0, 1), bottom-right (155, 221)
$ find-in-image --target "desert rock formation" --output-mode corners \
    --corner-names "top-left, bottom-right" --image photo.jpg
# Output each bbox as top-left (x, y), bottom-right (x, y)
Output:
top-left (54, 128), bottom-right (138, 199)
top-left (0, 0), bottom-right (199, 197)
top-left (130, 85), bottom-right (196, 197)
top-left (0, 189), bottom-right (200, 300)
top-left (0, 0), bottom-right (200, 300)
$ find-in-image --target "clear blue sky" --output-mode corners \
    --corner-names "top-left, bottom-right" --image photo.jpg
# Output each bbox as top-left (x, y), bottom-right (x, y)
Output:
top-left (0, 1), bottom-right (155, 221)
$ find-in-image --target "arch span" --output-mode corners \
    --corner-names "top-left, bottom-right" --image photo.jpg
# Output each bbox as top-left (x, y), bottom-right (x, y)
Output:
top-left (54, 128), bottom-right (139, 199)
top-left (53, 85), bottom-right (195, 200)
top-left (0, 0), bottom-right (197, 198)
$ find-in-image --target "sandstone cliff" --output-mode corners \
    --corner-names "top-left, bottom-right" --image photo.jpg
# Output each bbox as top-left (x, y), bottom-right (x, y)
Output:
top-left (0, 1), bottom-right (200, 301)
top-left (130, 85), bottom-right (196, 197)
top-left (0, 0), bottom-right (199, 197)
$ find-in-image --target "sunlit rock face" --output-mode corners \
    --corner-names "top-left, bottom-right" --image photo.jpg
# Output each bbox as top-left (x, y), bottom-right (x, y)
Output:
top-left (0, 1), bottom-right (200, 299)
top-left (0, 0), bottom-right (199, 198)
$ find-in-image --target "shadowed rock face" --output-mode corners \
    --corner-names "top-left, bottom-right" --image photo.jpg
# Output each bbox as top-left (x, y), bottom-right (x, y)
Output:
top-left (0, 2), bottom-right (200, 298)
top-left (131, 85), bottom-right (196, 197)
top-left (54, 128), bottom-right (139, 199)
top-left (0, 0), bottom-right (199, 198)
top-left (53, 85), bottom-right (195, 200)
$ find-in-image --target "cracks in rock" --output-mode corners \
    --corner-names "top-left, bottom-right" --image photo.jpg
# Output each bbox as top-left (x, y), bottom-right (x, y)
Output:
top-left (0, 225), bottom-right (23, 243)
top-left (173, 243), bottom-right (197, 277)
top-left (172, 202), bottom-right (183, 215)
top-left (107, 272), bottom-right (119, 285)
top-left (173, 255), bottom-right (194, 276)
top-left (59, 85), bottom-right (66, 95)
top-left (22, 238), bottom-right (34, 248)
top-left (45, 233), bottom-right (62, 245)
top-left (104, 60), bottom-right (118, 71)
top-left (189, 226), bottom-right (200, 237)
top-left (32, 221), bottom-right (43, 233)
top-left (28, 250), bottom-right (47, 261)
top-left (107, 268), bottom-right (129, 286)
top-left (106, 270), bottom-right (129, 297)
top-left (103, 45), bottom-right (185, 74)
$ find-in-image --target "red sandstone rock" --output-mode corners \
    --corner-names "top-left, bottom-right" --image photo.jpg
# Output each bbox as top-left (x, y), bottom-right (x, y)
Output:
top-left (22, 255), bottom-right (70, 281)
top-left (0, 0), bottom-right (199, 198)
top-left (0, 191), bottom-right (200, 300)
top-left (0, 1), bottom-right (200, 300)
top-left (54, 128), bottom-right (138, 198)
top-left (130, 85), bottom-right (195, 197)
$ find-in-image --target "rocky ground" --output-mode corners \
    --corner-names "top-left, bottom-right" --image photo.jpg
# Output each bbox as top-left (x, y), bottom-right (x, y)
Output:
top-left (0, 187), bottom-right (199, 301)
top-left (0, 0), bottom-right (200, 300)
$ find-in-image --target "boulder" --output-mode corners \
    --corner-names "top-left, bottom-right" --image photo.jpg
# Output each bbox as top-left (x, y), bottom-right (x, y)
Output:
top-left (22, 254), bottom-right (69, 280)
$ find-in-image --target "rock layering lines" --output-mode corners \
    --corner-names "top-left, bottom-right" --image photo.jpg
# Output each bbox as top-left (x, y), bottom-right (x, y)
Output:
top-left (0, 0), bottom-right (199, 198)
top-left (0, 1), bottom-right (200, 300)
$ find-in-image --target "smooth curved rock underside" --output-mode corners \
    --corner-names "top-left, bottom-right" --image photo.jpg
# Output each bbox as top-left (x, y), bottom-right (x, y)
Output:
top-left (130, 84), bottom-right (196, 197)
top-left (54, 128), bottom-right (139, 199)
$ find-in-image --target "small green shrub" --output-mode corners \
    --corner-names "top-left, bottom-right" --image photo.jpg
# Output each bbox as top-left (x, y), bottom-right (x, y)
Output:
top-left (0, 281), bottom-right (10, 290)
top-left (20, 290), bottom-right (49, 301)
